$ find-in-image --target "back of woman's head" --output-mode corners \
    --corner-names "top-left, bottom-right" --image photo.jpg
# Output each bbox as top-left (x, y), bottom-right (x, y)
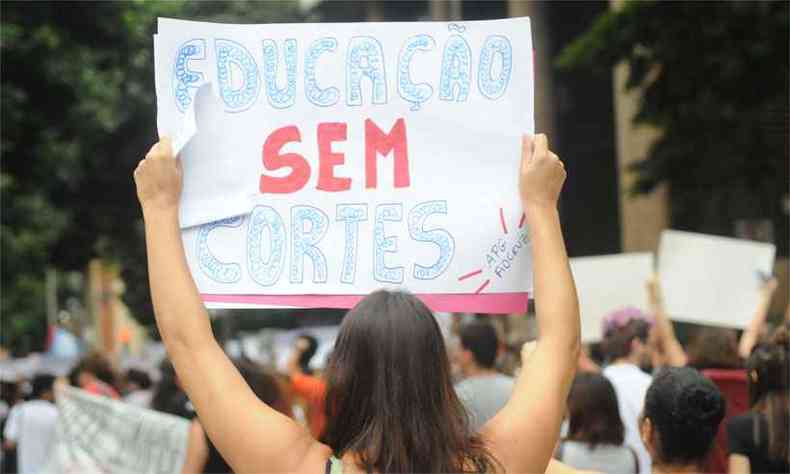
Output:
top-left (77, 352), bottom-right (118, 387)
top-left (566, 373), bottom-right (624, 448)
top-left (642, 367), bottom-right (725, 466)
top-left (687, 327), bottom-right (740, 370)
top-left (322, 290), bottom-right (496, 473)
top-left (746, 327), bottom-right (789, 463)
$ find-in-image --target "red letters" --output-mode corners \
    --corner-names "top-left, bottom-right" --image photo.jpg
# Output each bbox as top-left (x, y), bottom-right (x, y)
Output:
top-left (260, 125), bottom-right (310, 194)
top-left (260, 119), bottom-right (410, 194)
top-left (365, 118), bottom-right (410, 189)
top-left (316, 122), bottom-right (351, 192)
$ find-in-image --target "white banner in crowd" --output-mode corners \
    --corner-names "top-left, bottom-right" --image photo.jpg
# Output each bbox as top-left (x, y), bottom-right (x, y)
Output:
top-left (153, 17), bottom-right (535, 311)
top-left (658, 230), bottom-right (776, 328)
top-left (570, 253), bottom-right (654, 342)
top-left (44, 386), bottom-right (189, 474)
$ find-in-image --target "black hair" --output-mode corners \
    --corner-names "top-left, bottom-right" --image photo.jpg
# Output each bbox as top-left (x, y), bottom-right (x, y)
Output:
top-left (459, 320), bottom-right (499, 369)
top-left (643, 367), bottom-right (725, 466)
top-left (151, 360), bottom-right (193, 419)
top-left (566, 373), bottom-right (625, 448)
top-left (125, 368), bottom-right (153, 390)
top-left (297, 334), bottom-right (319, 375)
top-left (745, 323), bottom-right (789, 463)
top-left (31, 373), bottom-right (56, 399)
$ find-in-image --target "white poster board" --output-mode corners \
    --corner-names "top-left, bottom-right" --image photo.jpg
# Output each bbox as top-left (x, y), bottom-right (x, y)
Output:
top-left (45, 386), bottom-right (190, 474)
top-left (153, 17), bottom-right (534, 311)
top-left (658, 230), bottom-right (776, 328)
top-left (570, 253), bottom-right (654, 342)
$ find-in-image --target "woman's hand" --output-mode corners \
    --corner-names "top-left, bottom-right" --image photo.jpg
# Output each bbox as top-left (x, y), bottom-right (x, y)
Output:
top-left (134, 136), bottom-right (182, 214)
top-left (519, 134), bottom-right (566, 210)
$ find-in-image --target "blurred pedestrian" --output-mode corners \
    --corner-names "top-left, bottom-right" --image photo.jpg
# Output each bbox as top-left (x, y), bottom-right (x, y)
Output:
top-left (601, 311), bottom-right (653, 473)
top-left (122, 368), bottom-right (154, 408)
top-left (287, 334), bottom-right (326, 438)
top-left (2, 374), bottom-right (58, 474)
top-left (68, 353), bottom-right (120, 399)
top-left (639, 367), bottom-right (725, 474)
top-left (646, 277), bottom-right (779, 473)
top-left (454, 319), bottom-right (514, 432)
top-left (0, 381), bottom-right (20, 474)
top-left (727, 323), bottom-right (789, 474)
top-left (557, 373), bottom-right (637, 474)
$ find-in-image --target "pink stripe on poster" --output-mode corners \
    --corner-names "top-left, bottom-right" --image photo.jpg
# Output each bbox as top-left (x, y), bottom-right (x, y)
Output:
top-left (201, 292), bottom-right (529, 314)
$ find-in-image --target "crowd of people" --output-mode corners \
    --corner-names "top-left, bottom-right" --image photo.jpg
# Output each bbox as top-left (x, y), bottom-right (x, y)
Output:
top-left (0, 133), bottom-right (787, 474)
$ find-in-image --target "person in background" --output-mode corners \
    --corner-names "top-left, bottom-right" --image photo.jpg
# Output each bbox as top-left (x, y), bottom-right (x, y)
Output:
top-left (601, 311), bottom-right (654, 474)
top-left (295, 334), bottom-right (318, 375)
top-left (454, 319), bottom-right (514, 432)
top-left (150, 360), bottom-right (193, 419)
top-left (646, 276), bottom-right (778, 473)
top-left (577, 344), bottom-right (602, 373)
top-left (122, 368), bottom-right (154, 408)
top-left (182, 362), bottom-right (293, 474)
top-left (557, 373), bottom-right (637, 473)
top-left (68, 353), bottom-right (120, 399)
top-left (727, 323), bottom-right (789, 474)
top-left (640, 367), bottom-right (725, 474)
top-left (2, 374), bottom-right (58, 474)
top-left (287, 334), bottom-right (326, 438)
top-left (134, 133), bottom-right (580, 473)
top-left (647, 275), bottom-right (778, 368)
top-left (0, 381), bottom-right (20, 474)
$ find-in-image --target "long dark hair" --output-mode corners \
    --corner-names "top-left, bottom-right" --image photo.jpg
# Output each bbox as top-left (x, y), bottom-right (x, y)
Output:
top-left (321, 290), bottom-right (498, 473)
top-left (746, 323), bottom-right (789, 464)
top-left (566, 373), bottom-right (625, 448)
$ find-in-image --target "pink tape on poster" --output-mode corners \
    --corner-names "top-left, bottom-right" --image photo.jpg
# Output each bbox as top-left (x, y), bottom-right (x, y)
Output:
top-left (201, 293), bottom-right (529, 314)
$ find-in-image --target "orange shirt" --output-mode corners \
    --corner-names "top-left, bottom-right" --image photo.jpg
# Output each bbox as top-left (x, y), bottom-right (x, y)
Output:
top-left (290, 372), bottom-right (327, 438)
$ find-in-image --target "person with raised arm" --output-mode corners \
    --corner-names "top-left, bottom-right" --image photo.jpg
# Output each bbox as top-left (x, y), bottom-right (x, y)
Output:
top-left (133, 133), bottom-right (580, 473)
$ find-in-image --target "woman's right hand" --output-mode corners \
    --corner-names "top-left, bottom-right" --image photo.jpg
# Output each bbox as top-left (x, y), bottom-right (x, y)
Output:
top-left (519, 134), bottom-right (566, 210)
top-left (134, 136), bottom-right (182, 215)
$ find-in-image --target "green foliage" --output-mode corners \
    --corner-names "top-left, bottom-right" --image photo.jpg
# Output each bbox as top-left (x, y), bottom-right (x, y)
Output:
top-left (558, 1), bottom-right (789, 252)
top-left (1, 1), bottom-right (302, 352)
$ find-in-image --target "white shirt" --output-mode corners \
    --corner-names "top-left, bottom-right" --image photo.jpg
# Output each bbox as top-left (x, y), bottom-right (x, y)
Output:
top-left (123, 389), bottom-right (153, 408)
top-left (603, 363), bottom-right (652, 474)
top-left (4, 400), bottom-right (58, 474)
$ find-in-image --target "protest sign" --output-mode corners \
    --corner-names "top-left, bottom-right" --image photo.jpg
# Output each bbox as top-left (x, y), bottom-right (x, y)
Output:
top-left (153, 17), bottom-right (534, 312)
top-left (658, 230), bottom-right (776, 328)
top-left (570, 253), bottom-right (654, 342)
top-left (44, 386), bottom-right (189, 474)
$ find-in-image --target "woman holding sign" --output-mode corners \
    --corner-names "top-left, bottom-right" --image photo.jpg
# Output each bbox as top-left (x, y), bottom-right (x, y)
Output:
top-left (134, 134), bottom-right (580, 473)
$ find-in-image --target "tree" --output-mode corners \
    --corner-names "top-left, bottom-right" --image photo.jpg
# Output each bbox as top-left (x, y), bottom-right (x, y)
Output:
top-left (557, 1), bottom-right (788, 255)
top-left (1, 1), bottom-right (301, 353)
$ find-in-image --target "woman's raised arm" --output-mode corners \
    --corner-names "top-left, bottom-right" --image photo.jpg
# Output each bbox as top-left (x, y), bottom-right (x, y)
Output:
top-left (483, 134), bottom-right (581, 473)
top-left (134, 138), bottom-right (327, 473)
